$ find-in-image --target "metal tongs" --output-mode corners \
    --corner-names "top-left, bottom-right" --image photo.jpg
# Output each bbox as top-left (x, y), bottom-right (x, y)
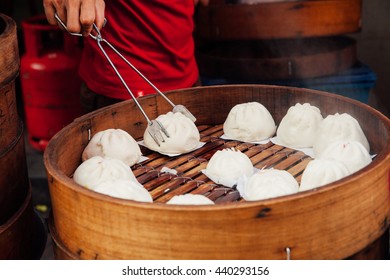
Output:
top-left (55, 14), bottom-right (196, 146)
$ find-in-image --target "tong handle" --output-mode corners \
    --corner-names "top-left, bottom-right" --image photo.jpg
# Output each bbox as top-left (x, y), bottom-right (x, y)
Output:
top-left (54, 13), bottom-right (195, 125)
top-left (54, 13), bottom-right (103, 40)
top-left (54, 13), bottom-right (153, 125)
top-left (118, 50), bottom-right (197, 122)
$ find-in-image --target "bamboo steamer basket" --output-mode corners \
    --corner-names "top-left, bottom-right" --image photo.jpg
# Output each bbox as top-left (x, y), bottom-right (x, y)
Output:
top-left (0, 13), bottom-right (20, 147)
top-left (0, 13), bottom-right (29, 224)
top-left (49, 220), bottom-right (76, 260)
top-left (0, 119), bottom-right (30, 224)
top-left (196, 36), bottom-right (357, 81)
top-left (44, 85), bottom-right (390, 260)
top-left (0, 186), bottom-right (47, 259)
top-left (195, 0), bottom-right (362, 40)
top-left (0, 13), bottom-right (47, 259)
top-left (0, 13), bottom-right (19, 148)
top-left (48, 219), bottom-right (390, 260)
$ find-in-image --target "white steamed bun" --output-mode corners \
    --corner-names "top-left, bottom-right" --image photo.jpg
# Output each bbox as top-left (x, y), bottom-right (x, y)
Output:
top-left (166, 194), bottom-right (214, 205)
top-left (143, 111), bottom-right (200, 154)
top-left (82, 128), bottom-right (141, 166)
top-left (313, 113), bottom-right (369, 157)
top-left (223, 102), bottom-right (276, 142)
top-left (299, 159), bottom-right (351, 192)
top-left (93, 179), bottom-right (152, 202)
top-left (73, 156), bottom-right (138, 189)
top-left (317, 140), bottom-right (372, 174)
top-left (202, 148), bottom-right (254, 188)
top-left (276, 103), bottom-right (323, 148)
top-left (237, 169), bottom-right (299, 201)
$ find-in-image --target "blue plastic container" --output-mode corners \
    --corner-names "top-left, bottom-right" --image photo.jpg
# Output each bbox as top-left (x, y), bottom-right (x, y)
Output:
top-left (201, 62), bottom-right (377, 104)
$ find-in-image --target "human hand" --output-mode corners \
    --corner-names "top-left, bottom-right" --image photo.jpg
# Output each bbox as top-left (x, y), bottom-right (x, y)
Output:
top-left (43, 0), bottom-right (106, 36)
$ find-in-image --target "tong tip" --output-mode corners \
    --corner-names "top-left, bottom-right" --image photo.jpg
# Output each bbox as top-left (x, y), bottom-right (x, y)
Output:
top-left (172, 105), bottom-right (196, 122)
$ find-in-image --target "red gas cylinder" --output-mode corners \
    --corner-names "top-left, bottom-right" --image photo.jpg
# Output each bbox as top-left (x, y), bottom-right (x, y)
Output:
top-left (20, 15), bottom-right (83, 151)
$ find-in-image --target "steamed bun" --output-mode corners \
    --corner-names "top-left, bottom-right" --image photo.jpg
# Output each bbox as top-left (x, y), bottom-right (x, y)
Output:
top-left (276, 103), bottom-right (323, 148)
top-left (313, 113), bottom-right (369, 157)
top-left (73, 156), bottom-right (138, 189)
top-left (93, 179), bottom-right (152, 202)
top-left (237, 169), bottom-right (299, 201)
top-left (166, 194), bottom-right (214, 205)
top-left (82, 128), bottom-right (142, 166)
top-left (223, 102), bottom-right (276, 142)
top-left (202, 148), bottom-right (254, 188)
top-left (143, 112), bottom-right (200, 154)
top-left (318, 140), bottom-right (372, 174)
top-left (299, 159), bottom-right (351, 192)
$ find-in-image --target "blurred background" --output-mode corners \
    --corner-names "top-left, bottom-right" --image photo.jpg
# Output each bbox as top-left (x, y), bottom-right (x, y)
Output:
top-left (2, 0), bottom-right (389, 120)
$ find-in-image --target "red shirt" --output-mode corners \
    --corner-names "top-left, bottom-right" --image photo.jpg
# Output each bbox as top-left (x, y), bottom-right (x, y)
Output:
top-left (79, 0), bottom-right (199, 99)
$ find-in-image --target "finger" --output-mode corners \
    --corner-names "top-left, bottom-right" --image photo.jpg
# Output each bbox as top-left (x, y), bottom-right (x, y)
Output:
top-left (79, 0), bottom-right (96, 36)
top-left (43, 0), bottom-right (58, 25)
top-left (50, 5), bottom-right (68, 32)
top-left (94, 0), bottom-right (106, 30)
top-left (66, 1), bottom-right (82, 34)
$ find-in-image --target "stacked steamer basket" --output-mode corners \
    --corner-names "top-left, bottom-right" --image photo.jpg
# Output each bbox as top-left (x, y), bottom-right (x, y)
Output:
top-left (195, 0), bottom-right (372, 103)
top-left (0, 13), bottom-right (46, 259)
top-left (45, 84), bottom-right (390, 259)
